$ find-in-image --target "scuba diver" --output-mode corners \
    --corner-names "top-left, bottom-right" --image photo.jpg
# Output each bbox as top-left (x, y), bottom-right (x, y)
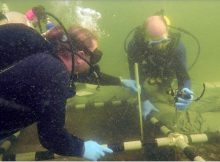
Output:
top-left (0, 4), bottom-right (48, 33)
top-left (126, 14), bottom-right (194, 120)
top-left (0, 23), bottom-right (137, 160)
top-left (25, 5), bottom-right (47, 31)
top-left (0, 10), bottom-right (31, 26)
top-left (125, 12), bottom-right (204, 161)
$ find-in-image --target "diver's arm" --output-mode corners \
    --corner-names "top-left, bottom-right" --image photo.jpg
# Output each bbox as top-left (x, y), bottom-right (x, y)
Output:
top-left (98, 72), bottom-right (122, 85)
top-left (37, 70), bottom-right (84, 157)
top-left (174, 42), bottom-right (193, 110)
top-left (76, 68), bottom-right (138, 93)
top-left (176, 65), bottom-right (191, 89)
top-left (37, 108), bottom-right (84, 157)
top-left (174, 41), bottom-right (191, 89)
top-left (76, 70), bottom-right (121, 86)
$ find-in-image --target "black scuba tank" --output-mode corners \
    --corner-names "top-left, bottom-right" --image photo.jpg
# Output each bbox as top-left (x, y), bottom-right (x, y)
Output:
top-left (0, 23), bottom-right (53, 72)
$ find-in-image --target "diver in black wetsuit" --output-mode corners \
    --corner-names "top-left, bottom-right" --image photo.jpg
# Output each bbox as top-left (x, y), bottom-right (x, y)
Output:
top-left (126, 14), bottom-right (195, 161)
top-left (126, 15), bottom-right (194, 119)
top-left (0, 24), bottom-right (137, 160)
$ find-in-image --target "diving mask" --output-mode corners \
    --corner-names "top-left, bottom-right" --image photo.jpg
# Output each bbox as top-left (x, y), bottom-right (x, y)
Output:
top-left (148, 37), bottom-right (171, 49)
top-left (87, 48), bottom-right (103, 64)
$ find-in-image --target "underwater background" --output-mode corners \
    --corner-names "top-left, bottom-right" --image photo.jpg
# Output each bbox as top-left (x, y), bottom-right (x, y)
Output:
top-left (3, 0), bottom-right (220, 82)
top-left (1, 0), bottom-right (220, 161)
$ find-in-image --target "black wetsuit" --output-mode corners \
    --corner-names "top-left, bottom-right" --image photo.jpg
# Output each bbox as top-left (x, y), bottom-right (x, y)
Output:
top-left (0, 24), bottom-right (121, 156)
top-left (127, 26), bottom-right (190, 100)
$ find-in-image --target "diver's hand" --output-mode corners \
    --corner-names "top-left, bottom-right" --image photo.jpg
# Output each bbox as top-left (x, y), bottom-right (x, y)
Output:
top-left (121, 79), bottom-right (139, 93)
top-left (175, 88), bottom-right (194, 110)
top-left (142, 100), bottom-right (159, 120)
top-left (83, 140), bottom-right (113, 161)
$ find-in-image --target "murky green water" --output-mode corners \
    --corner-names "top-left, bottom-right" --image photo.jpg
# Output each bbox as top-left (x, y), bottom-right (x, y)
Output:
top-left (1, 0), bottom-right (220, 161)
top-left (2, 0), bottom-right (220, 81)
